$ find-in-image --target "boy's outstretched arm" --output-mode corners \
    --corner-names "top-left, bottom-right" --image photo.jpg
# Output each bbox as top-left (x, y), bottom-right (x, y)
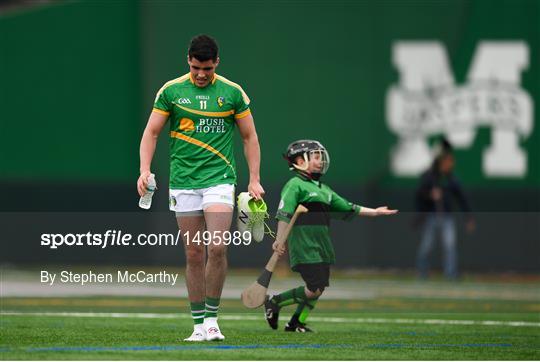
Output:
top-left (358, 206), bottom-right (398, 217)
top-left (328, 189), bottom-right (397, 218)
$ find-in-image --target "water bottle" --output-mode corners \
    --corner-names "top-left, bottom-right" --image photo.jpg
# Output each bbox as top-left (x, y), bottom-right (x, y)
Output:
top-left (139, 173), bottom-right (156, 209)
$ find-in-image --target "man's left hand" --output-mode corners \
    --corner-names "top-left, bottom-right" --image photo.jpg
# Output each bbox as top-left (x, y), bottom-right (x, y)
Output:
top-left (466, 218), bottom-right (476, 233)
top-left (248, 181), bottom-right (265, 200)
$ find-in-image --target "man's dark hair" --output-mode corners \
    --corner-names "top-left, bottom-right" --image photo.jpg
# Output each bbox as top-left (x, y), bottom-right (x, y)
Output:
top-left (431, 136), bottom-right (454, 173)
top-left (188, 35), bottom-right (219, 62)
top-left (439, 137), bottom-right (453, 154)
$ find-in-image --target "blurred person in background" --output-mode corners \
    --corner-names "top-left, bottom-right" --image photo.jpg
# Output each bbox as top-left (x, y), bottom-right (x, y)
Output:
top-left (415, 137), bottom-right (475, 280)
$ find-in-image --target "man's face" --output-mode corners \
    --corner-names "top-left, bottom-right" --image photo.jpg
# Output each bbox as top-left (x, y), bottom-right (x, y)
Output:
top-left (439, 154), bottom-right (455, 174)
top-left (188, 57), bottom-right (219, 88)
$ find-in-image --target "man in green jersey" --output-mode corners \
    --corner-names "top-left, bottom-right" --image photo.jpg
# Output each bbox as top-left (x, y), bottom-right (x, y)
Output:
top-left (264, 140), bottom-right (397, 332)
top-left (137, 35), bottom-right (264, 342)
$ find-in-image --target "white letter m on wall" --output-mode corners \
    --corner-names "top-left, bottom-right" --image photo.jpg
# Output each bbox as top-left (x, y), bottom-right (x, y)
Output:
top-left (386, 41), bottom-right (533, 178)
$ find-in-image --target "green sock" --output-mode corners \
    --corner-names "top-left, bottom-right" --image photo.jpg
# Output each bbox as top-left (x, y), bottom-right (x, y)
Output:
top-left (298, 298), bottom-right (318, 323)
top-left (290, 297), bottom-right (318, 325)
top-left (205, 296), bottom-right (220, 318)
top-left (271, 286), bottom-right (306, 308)
top-left (190, 301), bottom-right (205, 325)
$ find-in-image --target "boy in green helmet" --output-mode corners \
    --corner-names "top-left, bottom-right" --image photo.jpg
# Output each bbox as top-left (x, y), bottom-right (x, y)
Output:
top-left (264, 140), bottom-right (398, 332)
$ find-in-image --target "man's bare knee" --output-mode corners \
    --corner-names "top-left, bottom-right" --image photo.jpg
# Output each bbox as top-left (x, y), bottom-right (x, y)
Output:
top-left (186, 247), bottom-right (205, 264)
top-left (207, 246), bottom-right (227, 261)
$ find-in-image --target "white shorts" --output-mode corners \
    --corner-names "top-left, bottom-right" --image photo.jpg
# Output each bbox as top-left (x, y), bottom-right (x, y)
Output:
top-left (169, 184), bottom-right (235, 215)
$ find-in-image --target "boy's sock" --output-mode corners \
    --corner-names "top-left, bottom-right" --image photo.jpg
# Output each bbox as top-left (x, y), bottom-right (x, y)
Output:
top-left (289, 297), bottom-right (318, 325)
top-left (190, 301), bottom-right (205, 326)
top-left (270, 286), bottom-right (305, 308)
top-left (205, 296), bottom-right (220, 319)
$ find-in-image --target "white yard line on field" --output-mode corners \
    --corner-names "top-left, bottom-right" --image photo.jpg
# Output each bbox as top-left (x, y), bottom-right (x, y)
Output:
top-left (2, 311), bottom-right (539, 327)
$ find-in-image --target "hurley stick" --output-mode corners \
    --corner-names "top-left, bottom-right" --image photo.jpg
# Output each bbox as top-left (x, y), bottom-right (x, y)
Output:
top-left (241, 204), bottom-right (308, 308)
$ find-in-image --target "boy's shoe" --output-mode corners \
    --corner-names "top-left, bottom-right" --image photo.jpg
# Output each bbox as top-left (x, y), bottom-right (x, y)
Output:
top-left (204, 317), bottom-right (225, 341)
top-left (237, 192), bottom-right (274, 242)
top-left (264, 295), bottom-right (280, 330)
top-left (284, 321), bottom-right (313, 333)
top-left (183, 325), bottom-right (207, 342)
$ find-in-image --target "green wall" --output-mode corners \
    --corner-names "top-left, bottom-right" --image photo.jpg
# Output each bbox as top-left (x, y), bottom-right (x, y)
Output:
top-left (0, 1), bottom-right (141, 182)
top-left (1, 0), bottom-right (538, 189)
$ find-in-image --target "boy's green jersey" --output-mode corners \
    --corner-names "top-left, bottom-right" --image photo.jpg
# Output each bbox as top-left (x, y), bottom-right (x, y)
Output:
top-left (153, 73), bottom-right (251, 189)
top-left (276, 174), bottom-right (361, 268)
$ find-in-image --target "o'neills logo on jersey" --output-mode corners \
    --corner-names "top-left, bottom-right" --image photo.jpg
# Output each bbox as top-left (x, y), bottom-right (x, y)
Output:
top-left (197, 118), bottom-right (226, 133)
top-left (386, 41), bottom-right (534, 178)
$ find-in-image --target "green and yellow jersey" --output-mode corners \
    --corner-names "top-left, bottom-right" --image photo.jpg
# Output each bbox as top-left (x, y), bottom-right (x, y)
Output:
top-left (153, 73), bottom-right (251, 189)
top-left (276, 174), bottom-right (361, 268)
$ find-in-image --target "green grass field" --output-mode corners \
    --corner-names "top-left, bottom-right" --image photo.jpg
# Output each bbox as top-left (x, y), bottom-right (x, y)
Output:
top-left (2, 292), bottom-right (539, 360)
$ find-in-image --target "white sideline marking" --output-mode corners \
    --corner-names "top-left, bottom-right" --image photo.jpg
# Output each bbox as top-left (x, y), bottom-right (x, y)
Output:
top-left (2, 311), bottom-right (539, 327)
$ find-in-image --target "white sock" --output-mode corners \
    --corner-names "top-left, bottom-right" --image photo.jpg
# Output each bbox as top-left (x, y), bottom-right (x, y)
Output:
top-left (204, 317), bottom-right (218, 325)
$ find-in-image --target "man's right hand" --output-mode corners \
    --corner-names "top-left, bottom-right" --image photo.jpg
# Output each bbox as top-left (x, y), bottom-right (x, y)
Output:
top-left (137, 171), bottom-right (151, 197)
top-left (431, 187), bottom-right (442, 201)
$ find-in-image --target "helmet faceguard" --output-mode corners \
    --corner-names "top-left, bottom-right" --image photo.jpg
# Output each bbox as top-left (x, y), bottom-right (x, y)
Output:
top-left (284, 140), bottom-right (330, 180)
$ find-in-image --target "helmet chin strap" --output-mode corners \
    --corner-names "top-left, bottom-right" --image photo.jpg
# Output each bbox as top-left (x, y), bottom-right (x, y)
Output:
top-left (310, 172), bottom-right (322, 181)
top-left (294, 169), bottom-right (321, 180)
